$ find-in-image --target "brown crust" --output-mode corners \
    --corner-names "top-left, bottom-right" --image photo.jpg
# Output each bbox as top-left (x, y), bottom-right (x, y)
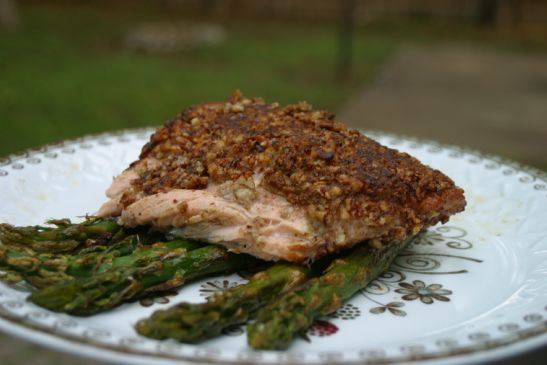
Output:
top-left (123, 91), bottom-right (465, 243)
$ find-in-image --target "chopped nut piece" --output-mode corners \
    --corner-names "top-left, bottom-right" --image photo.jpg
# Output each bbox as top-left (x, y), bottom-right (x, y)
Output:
top-left (370, 239), bottom-right (383, 249)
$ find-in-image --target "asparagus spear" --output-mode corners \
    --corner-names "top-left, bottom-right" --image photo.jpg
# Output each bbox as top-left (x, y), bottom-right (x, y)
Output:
top-left (135, 263), bottom-right (310, 342)
top-left (247, 238), bottom-right (412, 350)
top-left (0, 217), bottom-right (124, 253)
top-left (0, 236), bottom-right (201, 288)
top-left (70, 238), bottom-right (202, 277)
top-left (0, 244), bottom-right (74, 287)
top-left (29, 245), bottom-right (260, 316)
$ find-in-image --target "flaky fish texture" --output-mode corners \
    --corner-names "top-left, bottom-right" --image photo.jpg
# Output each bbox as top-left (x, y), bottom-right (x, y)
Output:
top-left (98, 91), bottom-right (465, 262)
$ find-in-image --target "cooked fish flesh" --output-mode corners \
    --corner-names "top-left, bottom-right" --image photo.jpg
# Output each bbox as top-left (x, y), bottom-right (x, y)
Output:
top-left (98, 91), bottom-right (465, 262)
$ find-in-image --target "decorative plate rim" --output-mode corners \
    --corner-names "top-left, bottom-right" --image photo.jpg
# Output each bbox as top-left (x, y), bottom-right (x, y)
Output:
top-left (1, 127), bottom-right (546, 186)
top-left (0, 312), bottom-right (545, 365)
top-left (0, 128), bottom-right (546, 365)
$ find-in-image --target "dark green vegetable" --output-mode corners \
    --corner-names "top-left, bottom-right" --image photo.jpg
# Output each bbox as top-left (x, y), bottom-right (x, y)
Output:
top-left (0, 217), bottom-right (123, 253)
top-left (0, 228), bottom-right (205, 286)
top-left (136, 263), bottom-right (310, 342)
top-left (247, 238), bottom-right (413, 350)
top-left (29, 244), bottom-right (260, 316)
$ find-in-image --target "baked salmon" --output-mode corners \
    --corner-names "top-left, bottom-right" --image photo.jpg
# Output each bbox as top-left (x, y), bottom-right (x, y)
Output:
top-left (98, 92), bottom-right (465, 262)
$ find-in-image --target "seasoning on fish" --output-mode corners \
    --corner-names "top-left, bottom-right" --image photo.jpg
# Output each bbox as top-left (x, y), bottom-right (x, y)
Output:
top-left (98, 91), bottom-right (465, 262)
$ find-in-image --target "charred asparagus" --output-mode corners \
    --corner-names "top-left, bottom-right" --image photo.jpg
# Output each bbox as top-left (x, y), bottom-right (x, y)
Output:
top-left (29, 244), bottom-right (260, 315)
top-left (247, 238), bottom-right (412, 350)
top-left (0, 233), bottom-right (204, 287)
top-left (0, 217), bottom-right (123, 253)
top-left (136, 263), bottom-right (310, 342)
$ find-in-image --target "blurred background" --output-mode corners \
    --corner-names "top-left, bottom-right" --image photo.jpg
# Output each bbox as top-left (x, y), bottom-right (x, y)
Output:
top-left (1, 0), bottom-right (546, 170)
top-left (0, 1), bottom-right (546, 364)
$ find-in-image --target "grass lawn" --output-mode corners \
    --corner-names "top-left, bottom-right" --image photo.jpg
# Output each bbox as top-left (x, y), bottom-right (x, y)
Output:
top-left (1, 5), bottom-right (545, 157)
top-left (0, 5), bottom-right (395, 156)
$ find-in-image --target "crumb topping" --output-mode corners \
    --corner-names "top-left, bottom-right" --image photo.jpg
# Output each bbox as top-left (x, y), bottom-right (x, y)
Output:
top-left (123, 91), bottom-right (464, 232)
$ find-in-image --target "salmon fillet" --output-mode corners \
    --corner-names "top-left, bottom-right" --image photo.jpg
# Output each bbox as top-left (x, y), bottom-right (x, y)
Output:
top-left (98, 91), bottom-right (465, 262)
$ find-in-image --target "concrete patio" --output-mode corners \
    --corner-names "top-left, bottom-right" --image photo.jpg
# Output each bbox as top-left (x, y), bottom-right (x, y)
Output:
top-left (339, 44), bottom-right (547, 171)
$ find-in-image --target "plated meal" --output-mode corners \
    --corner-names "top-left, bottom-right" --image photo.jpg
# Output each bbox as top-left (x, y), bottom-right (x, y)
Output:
top-left (0, 92), bottom-right (545, 364)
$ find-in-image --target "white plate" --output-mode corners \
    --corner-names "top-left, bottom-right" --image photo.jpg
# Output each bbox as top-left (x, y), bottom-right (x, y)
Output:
top-left (0, 129), bottom-right (546, 365)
